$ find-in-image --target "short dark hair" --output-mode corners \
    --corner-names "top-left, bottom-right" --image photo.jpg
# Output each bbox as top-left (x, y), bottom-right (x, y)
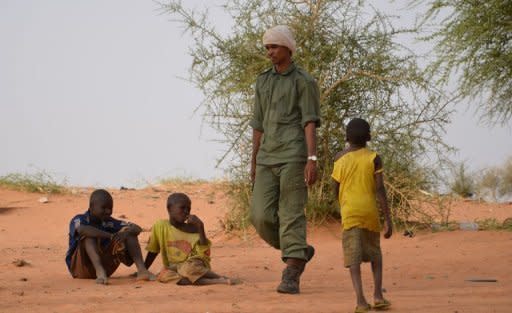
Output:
top-left (166, 193), bottom-right (191, 210)
top-left (89, 189), bottom-right (113, 208)
top-left (346, 118), bottom-right (371, 145)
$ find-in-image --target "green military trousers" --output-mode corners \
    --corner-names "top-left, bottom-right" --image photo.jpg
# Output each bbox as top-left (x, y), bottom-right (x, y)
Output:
top-left (250, 162), bottom-right (308, 261)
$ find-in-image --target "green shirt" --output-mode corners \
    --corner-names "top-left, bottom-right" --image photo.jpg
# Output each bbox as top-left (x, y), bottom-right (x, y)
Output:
top-left (250, 63), bottom-right (321, 165)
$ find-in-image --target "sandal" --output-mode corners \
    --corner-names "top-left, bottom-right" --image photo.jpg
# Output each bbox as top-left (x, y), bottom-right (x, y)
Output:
top-left (374, 298), bottom-right (391, 310)
top-left (354, 304), bottom-right (371, 313)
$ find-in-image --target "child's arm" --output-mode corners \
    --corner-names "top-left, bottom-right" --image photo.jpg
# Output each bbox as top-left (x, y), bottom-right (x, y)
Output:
top-left (77, 225), bottom-right (114, 240)
top-left (122, 223), bottom-right (143, 234)
top-left (374, 155), bottom-right (392, 239)
top-left (112, 222), bottom-right (142, 242)
top-left (144, 252), bottom-right (159, 270)
top-left (186, 215), bottom-right (208, 245)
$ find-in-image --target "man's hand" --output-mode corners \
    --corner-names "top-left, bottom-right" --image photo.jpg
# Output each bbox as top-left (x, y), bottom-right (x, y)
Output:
top-left (186, 214), bottom-right (204, 231)
top-left (304, 160), bottom-right (317, 186)
top-left (383, 218), bottom-right (393, 239)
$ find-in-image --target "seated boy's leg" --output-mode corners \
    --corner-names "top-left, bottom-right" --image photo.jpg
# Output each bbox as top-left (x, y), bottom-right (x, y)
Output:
top-left (157, 266), bottom-right (181, 283)
top-left (176, 259), bottom-right (240, 286)
top-left (201, 270), bottom-right (242, 285)
top-left (176, 258), bottom-right (209, 284)
top-left (121, 233), bottom-right (156, 281)
top-left (70, 238), bottom-right (100, 279)
top-left (70, 237), bottom-right (121, 284)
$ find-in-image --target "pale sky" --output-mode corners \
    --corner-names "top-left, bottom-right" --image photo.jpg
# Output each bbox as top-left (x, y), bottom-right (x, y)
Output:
top-left (1, 0), bottom-right (511, 188)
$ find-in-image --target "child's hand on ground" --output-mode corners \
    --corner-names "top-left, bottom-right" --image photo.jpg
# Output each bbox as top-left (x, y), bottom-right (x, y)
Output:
top-left (383, 219), bottom-right (392, 239)
top-left (186, 214), bottom-right (204, 230)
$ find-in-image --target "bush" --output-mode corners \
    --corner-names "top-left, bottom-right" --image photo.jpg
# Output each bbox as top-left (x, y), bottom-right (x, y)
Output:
top-left (162, 0), bottom-right (452, 230)
top-left (0, 172), bottom-right (66, 194)
top-left (449, 162), bottom-right (475, 198)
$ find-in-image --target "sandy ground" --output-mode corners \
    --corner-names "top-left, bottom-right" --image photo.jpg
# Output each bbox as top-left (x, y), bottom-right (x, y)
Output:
top-left (1, 183), bottom-right (511, 313)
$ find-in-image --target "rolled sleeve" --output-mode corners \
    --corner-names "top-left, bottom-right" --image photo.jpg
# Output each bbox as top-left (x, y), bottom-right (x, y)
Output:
top-left (299, 79), bottom-right (321, 128)
top-left (331, 160), bottom-right (342, 183)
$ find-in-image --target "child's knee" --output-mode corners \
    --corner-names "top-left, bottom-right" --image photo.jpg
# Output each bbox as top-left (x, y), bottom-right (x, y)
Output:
top-left (125, 233), bottom-right (139, 241)
top-left (83, 237), bottom-right (97, 247)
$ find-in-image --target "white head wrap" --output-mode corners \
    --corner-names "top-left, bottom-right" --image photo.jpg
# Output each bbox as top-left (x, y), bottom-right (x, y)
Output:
top-left (262, 25), bottom-right (296, 55)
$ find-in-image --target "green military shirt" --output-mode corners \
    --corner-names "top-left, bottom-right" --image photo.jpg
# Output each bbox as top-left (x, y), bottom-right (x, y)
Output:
top-left (250, 63), bottom-right (321, 165)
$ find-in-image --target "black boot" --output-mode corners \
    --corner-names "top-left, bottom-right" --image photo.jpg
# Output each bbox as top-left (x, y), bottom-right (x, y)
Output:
top-left (306, 245), bottom-right (315, 263)
top-left (277, 265), bottom-right (302, 294)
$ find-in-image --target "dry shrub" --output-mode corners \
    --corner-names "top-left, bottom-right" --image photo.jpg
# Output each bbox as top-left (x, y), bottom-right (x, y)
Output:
top-left (162, 0), bottom-right (452, 231)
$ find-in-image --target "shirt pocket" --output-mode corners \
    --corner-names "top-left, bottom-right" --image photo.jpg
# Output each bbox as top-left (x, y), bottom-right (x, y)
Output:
top-left (263, 87), bottom-right (285, 121)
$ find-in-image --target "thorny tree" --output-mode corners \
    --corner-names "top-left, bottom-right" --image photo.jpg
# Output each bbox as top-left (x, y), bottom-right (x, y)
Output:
top-left (416, 0), bottom-right (512, 125)
top-left (161, 0), bottom-right (452, 229)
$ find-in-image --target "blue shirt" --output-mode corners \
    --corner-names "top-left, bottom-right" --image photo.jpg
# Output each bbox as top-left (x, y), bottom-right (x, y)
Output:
top-left (65, 211), bottom-right (128, 271)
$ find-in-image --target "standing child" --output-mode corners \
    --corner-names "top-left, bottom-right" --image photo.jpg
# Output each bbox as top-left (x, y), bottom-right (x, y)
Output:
top-left (331, 118), bottom-right (393, 313)
top-left (144, 192), bottom-right (237, 285)
top-left (65, 189), bottom-right (156, 284)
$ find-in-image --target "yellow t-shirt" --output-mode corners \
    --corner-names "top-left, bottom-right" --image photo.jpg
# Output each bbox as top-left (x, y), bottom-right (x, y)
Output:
top-left (331, 148), bottom-right (381, 232)
top-left (146, 219), bottom-right (211, 268)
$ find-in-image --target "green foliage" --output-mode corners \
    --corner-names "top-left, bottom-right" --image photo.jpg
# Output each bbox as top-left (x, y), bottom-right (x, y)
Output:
top-left (449, 161), bottom-right (475, 197)
top-left (417, 0), bottom-right (512, 124)
top-left (162, 0), bottom-right (451, 229)
top-left (0, 172), bottom-right (66, 194)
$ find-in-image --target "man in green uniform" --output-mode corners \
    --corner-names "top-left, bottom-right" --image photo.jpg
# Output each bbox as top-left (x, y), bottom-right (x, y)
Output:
top-left (249, 25), bottom-right (321, 294)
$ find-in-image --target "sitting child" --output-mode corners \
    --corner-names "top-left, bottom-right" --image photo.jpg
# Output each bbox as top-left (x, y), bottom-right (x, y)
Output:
top-left (65, 189), bottom-right (156, 284)
top-left (144, 192), bottom-right (237, 285)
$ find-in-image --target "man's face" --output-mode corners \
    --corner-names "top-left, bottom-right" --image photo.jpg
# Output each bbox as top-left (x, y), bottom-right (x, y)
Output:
top-left (265, 44), bottom-right (291, 66)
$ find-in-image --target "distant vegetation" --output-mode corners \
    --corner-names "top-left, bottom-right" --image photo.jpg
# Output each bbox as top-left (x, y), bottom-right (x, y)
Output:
top-left (449, 157), bottom-right (512, 201)
top-left (158, 176), bottom-right (208, 186)
top-left (476, 218), bottom-right (512, 231)
top-left (449, 162), bottom-right (476, 198)
top-left (0, 171), bottom-right (66, 194)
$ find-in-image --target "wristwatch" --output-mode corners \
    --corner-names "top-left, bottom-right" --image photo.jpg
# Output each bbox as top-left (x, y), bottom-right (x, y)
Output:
top-left (307, 155), bottom-right (318, 161)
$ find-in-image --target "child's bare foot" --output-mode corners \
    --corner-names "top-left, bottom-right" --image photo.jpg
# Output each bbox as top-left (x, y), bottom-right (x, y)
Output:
top-left (95, 269), bottom-right (108, 285)
top-left (136, 270), bottom-right (156, 281)
top-left (226, 277), bottom-right (242, 285)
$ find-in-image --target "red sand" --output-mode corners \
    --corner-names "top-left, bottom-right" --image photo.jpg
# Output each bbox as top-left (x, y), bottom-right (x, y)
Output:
top-left (1, 184), bottom-right (511, 313)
